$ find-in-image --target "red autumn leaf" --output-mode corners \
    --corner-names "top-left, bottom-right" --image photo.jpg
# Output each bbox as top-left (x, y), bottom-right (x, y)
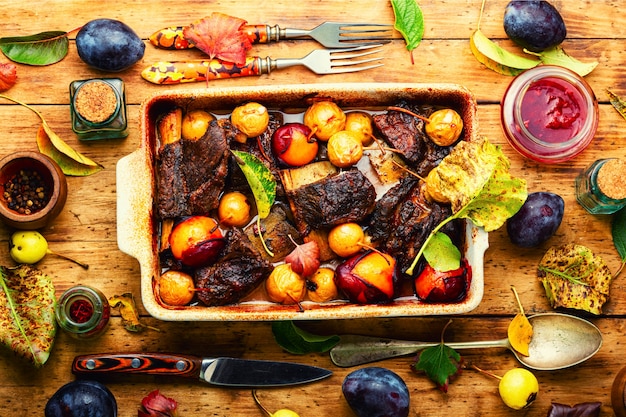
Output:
top-left (183, 13), bottom-right (252, 65)
top-left (285, 240), bottom-right (320, 277)
top-left (0, 62), bottom-right (17, 91)
top-left (138, 390), bottom-right (179, 417)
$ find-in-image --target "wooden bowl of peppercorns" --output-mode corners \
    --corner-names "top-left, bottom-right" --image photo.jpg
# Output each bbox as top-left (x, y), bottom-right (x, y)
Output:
top-left (0, 151), bottom-right (67, 230)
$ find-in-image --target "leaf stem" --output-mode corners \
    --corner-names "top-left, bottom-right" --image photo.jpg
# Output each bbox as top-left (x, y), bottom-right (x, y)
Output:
top-left (0, 94), bottom-right (44, 122)
top-left (510, 285), bottom-right (525, 316)
top-left (405, 213), bottom-right (458, 275)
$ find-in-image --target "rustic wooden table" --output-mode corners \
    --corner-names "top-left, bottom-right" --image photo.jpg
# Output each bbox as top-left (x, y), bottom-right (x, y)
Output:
top-left (1, 0), bottom-right (625, 415)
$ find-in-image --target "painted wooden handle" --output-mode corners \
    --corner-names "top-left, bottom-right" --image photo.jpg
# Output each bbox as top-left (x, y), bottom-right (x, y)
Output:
top-left (72, 353), bottom-right (203, 378)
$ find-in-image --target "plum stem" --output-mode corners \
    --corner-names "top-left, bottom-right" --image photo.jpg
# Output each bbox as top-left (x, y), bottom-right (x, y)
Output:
top-left (46, 249), bottom-right (89, 270)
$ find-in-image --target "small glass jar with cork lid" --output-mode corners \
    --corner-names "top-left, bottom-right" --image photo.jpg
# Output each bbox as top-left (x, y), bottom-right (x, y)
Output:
top-left (55, 285), bottom-right (110, 339)
top-left (576, 158), bottom-right (626, 214)
top-left (69, 78), bottom-right (128, 140)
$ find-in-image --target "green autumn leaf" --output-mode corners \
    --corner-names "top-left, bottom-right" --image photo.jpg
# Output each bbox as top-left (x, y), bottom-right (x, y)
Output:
top-left (406, 138), bottom-right (527, 275)
top-left (272, 321), bottom-right (339, 354)
top-left (231, 150), bottom-right (276, 219)
top-left (535, 46), bottom-right (598, 77)
top-left (423, 232), bottom-right (461, 272)
top-left (470, 29), bottom-right (539, 76)
top-left (538, 244), bottom-right (613, 315)
top-left (0, 265), bottom-right (56, 367)
top-left (391, 0), bottom-right (424, 53)
top-left (413, 342), bottom-right (461, 392)
top-left (0, 31), bottom-right (69, 66)
top-left (612, 208), bottom-right (626, 278)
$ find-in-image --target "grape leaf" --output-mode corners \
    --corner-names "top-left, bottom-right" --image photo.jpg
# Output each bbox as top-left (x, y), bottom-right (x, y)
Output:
top-left (470, 29), bottom-right (539, 76)
top-left (391, 0), bottom-right (424, 57)
top-left (535, 46), bottom-right (598, 77)
top-left (0, 31), bottom-right (69, 66)
top-left (0, 265), bottom-right (56, 367)
top-left (537, 244), bottom-right (613, 315)
top-left (272, 321), bottom-right (339, 354)
top-left (612, 207), bottom-right (626, 278)
top-left (413, 342), bottom-right (462, 392)
top-left (423, 232), bottom-right (461, 272)
top-left (183, 13), bottom-right (252, 65)
top-left (406, 138), bottom-right (527, 275)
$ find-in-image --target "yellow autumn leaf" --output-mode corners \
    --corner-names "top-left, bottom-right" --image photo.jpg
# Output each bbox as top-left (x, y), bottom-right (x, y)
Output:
top-left (109, 293), bottom-right (159, 333)
top-left (470, 29), bottom-right (539, 76)
top-left (508, 313), bottom-right (533, 357)
top-left (507, 286), bottom-right (533, 357)
top-left (36, 125), bottom-right (104, 176)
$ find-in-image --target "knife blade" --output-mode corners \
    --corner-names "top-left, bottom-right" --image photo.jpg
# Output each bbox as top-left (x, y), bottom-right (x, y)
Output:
top-left (72, 353), bottom-right (332, 387)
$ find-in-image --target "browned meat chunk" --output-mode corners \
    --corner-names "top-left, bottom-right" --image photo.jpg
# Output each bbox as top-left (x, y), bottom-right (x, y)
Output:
top-left (195, 229), bottom-right (273, 306)
top-left (366, 177), bottom-right (453, 273)
top-left (373, 103), bottom-right (453, 177)
top-left (283, 168), bottom-right (376, 236)
top-left (157, 118), bottom-right (234, 219)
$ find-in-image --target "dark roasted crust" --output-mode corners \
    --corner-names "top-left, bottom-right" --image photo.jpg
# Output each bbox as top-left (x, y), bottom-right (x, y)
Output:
top-left (373, 103), bottom-right (453, 177)
top-left (285, 169), bottom-right (376, 235)
top-left (194, 229), bottom-right (273, 306)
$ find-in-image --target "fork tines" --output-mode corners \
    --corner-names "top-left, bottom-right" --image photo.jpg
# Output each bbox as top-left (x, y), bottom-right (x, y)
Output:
top-left (338, 23), bottom-right (394, 43)
top-left (330, 44), bottom-right (384, 73)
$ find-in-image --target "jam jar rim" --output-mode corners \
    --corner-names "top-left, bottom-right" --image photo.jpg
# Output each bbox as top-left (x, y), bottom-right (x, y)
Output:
top-left (501, 65), bottom-right (599, 163)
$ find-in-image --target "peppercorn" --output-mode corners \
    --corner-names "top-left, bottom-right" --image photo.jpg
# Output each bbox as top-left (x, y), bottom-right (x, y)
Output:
top-left (3, 168), bottom-right (50, 215)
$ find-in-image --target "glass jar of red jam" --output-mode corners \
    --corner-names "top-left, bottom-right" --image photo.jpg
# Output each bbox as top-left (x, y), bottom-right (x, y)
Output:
top-left (501, 65), bottom-right (599, 163)
top-left (55, 285), bottom-right (110, 339)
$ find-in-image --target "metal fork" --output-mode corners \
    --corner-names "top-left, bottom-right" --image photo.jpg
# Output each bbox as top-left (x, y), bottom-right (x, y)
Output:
top-left (267, 22), bottom-right (395, 48)
top-left (141, 44), bottom-right (385, 84)
top-left (260, 44), bottom-right (384, 75)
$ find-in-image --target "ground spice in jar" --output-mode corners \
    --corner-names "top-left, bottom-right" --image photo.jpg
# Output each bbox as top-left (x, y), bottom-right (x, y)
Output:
top-left (74, 81), bottom-right (118, 124)
top-left (597, 159), bottom-right (626, 200)
top-left (3, 168), bottom-right (50, 214)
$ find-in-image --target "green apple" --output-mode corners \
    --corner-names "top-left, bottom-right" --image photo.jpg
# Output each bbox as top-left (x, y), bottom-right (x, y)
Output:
top-left (9, 231), bottom-right (49, 264)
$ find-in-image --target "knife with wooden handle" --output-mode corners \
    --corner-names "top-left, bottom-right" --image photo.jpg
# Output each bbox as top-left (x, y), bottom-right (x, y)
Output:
top-left (72, 352), bottom-right (332, 387)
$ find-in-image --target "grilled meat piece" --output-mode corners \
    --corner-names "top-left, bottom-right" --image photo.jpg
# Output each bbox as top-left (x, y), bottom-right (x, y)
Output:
top-left (282, 168), bottom-right (376, 235)
top-left (373, 103), bottom-right (453, 177)
top-left (157, 118), bottom-right (233, 219)
top-left (195, 229), bottom-right (273, 306)
top-left (366, 177), bottom-right (453, 274)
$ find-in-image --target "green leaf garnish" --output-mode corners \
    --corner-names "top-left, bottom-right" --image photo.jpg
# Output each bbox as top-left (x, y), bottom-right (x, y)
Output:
top-left (231, 150), bottom-right (277, 256)
top-left (406, 138), bottom-right (527, 275)
top-left (412, 320), bottom-right (461, 392)
top-left (612, 207), bottom-right (626, 278)
top-left (423, 232), bottom-right (461, 272)
top-left (271, 321), bottom-right (339, 355)
top-left (0, 31), bottom-right (69, 66)
top-left (0, 265), bottom-right (56, 367)
top-left (231, 150), bottom-right (276, 219)
top-left (391, 0), bottom-right (424, 58)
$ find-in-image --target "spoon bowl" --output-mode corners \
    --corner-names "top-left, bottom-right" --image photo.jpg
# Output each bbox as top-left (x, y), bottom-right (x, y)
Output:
top-left (330, 312), bottom-right (602, 370)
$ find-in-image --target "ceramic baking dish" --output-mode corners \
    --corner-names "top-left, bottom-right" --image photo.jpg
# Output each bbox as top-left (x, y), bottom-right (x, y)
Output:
top-left (116, 83), bottom-right (489, 321)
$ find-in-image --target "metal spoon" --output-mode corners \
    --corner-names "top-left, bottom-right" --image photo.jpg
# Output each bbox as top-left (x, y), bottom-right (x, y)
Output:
top-left (330, 313), bottom-right (602, 370)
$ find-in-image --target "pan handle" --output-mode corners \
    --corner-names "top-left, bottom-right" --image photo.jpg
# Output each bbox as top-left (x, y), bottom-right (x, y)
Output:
top-left (116, 148), bottom-right (153, 262)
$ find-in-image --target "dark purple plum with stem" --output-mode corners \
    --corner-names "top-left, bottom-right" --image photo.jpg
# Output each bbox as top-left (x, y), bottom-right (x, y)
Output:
top-left (507, 192), bottom-right (564, 247)
top-left (504, 1), bottom-right (567, 52)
